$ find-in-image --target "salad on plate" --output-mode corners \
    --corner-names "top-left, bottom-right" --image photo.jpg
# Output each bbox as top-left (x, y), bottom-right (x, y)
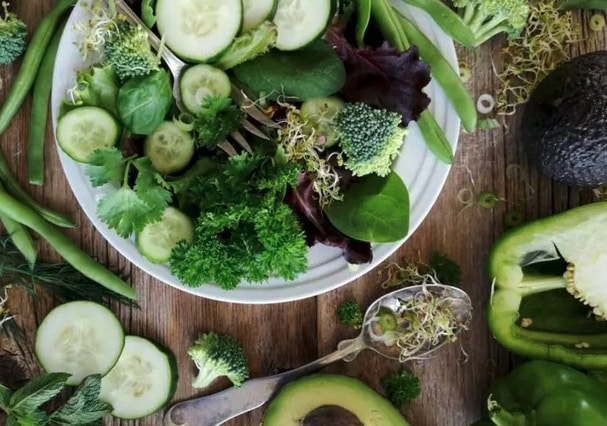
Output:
top-left (51, 0), bottom-right (462, 301)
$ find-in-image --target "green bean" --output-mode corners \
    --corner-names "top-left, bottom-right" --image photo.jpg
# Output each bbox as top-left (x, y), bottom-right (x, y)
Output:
top-left (355, 0), bottom-right (372, 47)
top-left (0, 213), bottom-right (37, 269)
top-left (28, 20), bottom-right (66, 186)
top-left (396, 13), bottom-right (477, 132)
top-left (0, 183), bottom-right (137, 300)
top-left (0, 0), bottom-right (76, 134)
top-left (558, 0), bottom-right (607, 10)
top-left (371, 0), bottom-right (454, 164)
top-left (399, 0), bottom-right (476, 48)
top-left (0, 152), bottom-right (76, 227)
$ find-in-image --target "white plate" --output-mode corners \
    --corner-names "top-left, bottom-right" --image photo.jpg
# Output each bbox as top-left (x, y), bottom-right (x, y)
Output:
top-left (51, 0), bottom-right (460, 304)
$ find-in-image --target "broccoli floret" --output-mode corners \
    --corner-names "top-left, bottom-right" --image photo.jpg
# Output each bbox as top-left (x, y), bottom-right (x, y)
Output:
top-left (335, 103), bottom-right (406, 177)
top-left (336, 298), bottom-right (364, 329)
top-left (452, 0), bottom-right (529, 46)
top-left (187, 332), bottom-right (249, 389)
top-left (103, 20), bottom-right (159, 81)
top-left (382, 368), bottom-right (421, 408)
top-left (0, 1), bottom-right (27, 65)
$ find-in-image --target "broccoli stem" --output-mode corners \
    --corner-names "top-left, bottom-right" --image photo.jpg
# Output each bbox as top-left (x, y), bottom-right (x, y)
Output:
top-left (192, 368), bottom-right (219, 389)
top-left (517, 275), bottom-right (566, 296)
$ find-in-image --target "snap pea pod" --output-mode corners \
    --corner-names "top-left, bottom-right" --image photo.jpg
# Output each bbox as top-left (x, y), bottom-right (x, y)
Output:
top-left (355, 0), bottom-right (372, 47)
top-left (0, 0), bottom-right (76, 134)
top-left (399, 0), bottom-right (476, 48)
top-left (0, 183), bottom-right (137, 300)
top-left (370, 0), bottom-right (455, 164)
top-left (0, 213), bottom-right (37, 269)
top-left (395, 12), bottom-right (477, 132)
top-left (28, 20), bottom-right (67, 185)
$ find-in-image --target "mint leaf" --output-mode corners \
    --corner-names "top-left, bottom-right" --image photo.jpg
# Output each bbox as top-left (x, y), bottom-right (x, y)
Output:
top-left (9, 373), bottom-right (69, 417)
top-left (9, 409), bottom-right (49, 426)
top-left (97, 187), bottom-right (153, 237)
top-left (85, 148), bottom-right (128, 187)
top-left (0, 383), bottom-right (12, 411)
top-left (49, 375), bottom-right (112, 425)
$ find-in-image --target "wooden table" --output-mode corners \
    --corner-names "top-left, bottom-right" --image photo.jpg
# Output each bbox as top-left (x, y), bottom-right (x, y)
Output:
top-left (1, 2), bottom-right (606, 425)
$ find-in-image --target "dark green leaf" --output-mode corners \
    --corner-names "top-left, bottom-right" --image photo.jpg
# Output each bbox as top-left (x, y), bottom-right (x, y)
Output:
top-left (0, 383), bottom-right (12, 410)
top-left (10, 409), bottom-right (49, 426)
top-left (48, 375), bottom-right (112, 425)
top-left (133, 157), bottom-right (172, 211)
top-left (96, 187), bottom-right (154, 237)
top-left (117, 70), bottom-right (172, 135)
top-left (325, 171), bottom-right (409, 242)
top-left (9, 373), bottom-right (69, 417)
top-left (74, 65), bottom-right (120, 116)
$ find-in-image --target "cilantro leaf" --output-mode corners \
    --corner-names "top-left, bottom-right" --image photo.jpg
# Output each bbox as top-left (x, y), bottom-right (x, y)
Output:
top-left (194, 95), bottom-right (243, 149)
top-left (133, 157), bottom-right (172, 212)
top-left (9, 373), bottom-right (69, 417)
top-left (97, 187), bottom-right (153, 237)
top-left (48, 375), bottom-right (112, 425)
top-left (85, 148), bottom-right (128, 187)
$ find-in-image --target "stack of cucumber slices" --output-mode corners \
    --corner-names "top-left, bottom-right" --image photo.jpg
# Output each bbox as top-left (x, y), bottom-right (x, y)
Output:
top-left (35, 301), bottom-right (177, 420)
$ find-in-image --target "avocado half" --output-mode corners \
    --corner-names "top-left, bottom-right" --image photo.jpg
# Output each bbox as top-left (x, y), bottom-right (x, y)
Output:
top-left (520, 50), bottom-right (607, 187)
top-left (261, 374), bottom-right (410, 426)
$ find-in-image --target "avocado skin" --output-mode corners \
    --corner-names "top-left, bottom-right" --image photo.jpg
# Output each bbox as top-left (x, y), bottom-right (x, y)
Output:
top-left (521, 50), bottom-right (607, 187)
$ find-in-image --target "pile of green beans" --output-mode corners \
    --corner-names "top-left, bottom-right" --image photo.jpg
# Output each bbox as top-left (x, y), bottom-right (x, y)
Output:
top-left (0, 0), bottom-right (137, 300)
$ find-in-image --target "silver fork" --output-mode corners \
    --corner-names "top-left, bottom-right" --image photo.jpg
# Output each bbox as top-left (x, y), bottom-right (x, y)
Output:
top-left (113, 0), bottom-right (278, 155)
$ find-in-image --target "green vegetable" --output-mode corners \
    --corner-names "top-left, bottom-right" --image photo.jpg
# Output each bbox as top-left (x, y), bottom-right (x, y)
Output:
top-left (336, 298), bottom-right (364, 329)
top-left (117, 69), bottom-right (172, 135)
top-left (488, 202), bottom-right (607, 369)
top-left (0, 373), bottom-right (112, 425)
top-left (589, 13), bottom-right (606, 31)
top-left (399, 0), bottom-right (476, 48)
top-left (451, 0), bottom-right (530, 46)
top-left (193, 96), bottom-right (244, 149)
top-left (476, 360), bottom-right (607, 426)
top-left (28, 19), bottom-right (65, 186)
top-left (381, 368), bottom-right (421, 408)
top-left (169, 150), bottom-right (308, 289)
top-left (504, 210), bottom-right (524, 228)
top-left (558, 0), bottom-right (607, 10)
top-left (213, 21), bottom-right (278, 70)
top-left (0, 1), bottom-right (27, 65)
top-left (89, 151), bottom-right (171, 238)
top-left (103, 20), bottom-right (159, 81)
top-left (355, 0), bottom-right (371, 47)
top-left (63, 64), bottom-right (120, 117)
top-left (0, 0), bottom-right (75, 133)
top-left (326, 172), bottom-right (409, 243)
top-left (0, 235), bottom-right (133, 304)
top-left (477, 191), bottom-right (500, 209)
top-left (0, 214), bottom-right (36, 269)
top-left (141, 0), bottom-right (157, 28)
top-left (233, 39), bottom-right (346, 101)
top-left (335, 102), bottom-right (406, 177)
top-left (0, 182), bottom-right (137, 300)
top-left (187, 332), bottom-right (249, 389)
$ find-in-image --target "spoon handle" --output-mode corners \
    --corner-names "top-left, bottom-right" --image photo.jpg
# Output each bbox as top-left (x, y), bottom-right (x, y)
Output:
top-left (164, 336), bottom-right (366, 426)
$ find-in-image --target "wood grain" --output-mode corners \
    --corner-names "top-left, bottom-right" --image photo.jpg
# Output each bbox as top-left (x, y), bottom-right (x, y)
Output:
top-left (1, 2), bottom-right (606, 425)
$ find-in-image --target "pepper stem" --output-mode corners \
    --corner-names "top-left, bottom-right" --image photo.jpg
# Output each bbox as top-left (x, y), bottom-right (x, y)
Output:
top-left (517, 274), bottom-right (566, 296)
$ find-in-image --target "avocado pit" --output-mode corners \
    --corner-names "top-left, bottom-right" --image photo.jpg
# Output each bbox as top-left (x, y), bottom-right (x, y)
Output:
top-left (300, 405), bottom-right (364, 426)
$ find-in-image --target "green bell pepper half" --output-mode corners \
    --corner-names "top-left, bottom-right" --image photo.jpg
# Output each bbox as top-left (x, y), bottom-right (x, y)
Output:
top-left (488, 202), bottom-right (607, 369)
top-left (476, 360), bottom-right (607, 426)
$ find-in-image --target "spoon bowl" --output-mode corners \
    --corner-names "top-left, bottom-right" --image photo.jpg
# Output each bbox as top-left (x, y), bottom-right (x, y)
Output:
top-left (165, 284), bottom-right (472, 426)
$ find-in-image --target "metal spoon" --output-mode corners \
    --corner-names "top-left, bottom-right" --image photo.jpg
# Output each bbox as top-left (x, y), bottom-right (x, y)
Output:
top-left (164, 284), bottom-right (472, 426)
top-left (113, 0), bottom-right (278, 155)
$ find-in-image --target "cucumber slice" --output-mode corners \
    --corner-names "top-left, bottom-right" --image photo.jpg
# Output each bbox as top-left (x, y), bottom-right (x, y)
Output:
top-left (273, 0), bottom-right (333, 51)
top-left (301, 96), bottom-right (345, 147)
top-left (56, 106), bottom-right (121, 163)
top-left (35, 301), bottom-right (125, 386)
top-left (179, 64), bottom-right (231, 114)
top-left (99, 335), bottom-right (178, 419)
top-left (136, 206), bottom-right (194, 263)
top-left (144, 121), bottom-right (195, 174)
top-left (156, 0), bottom-right (243, 62)
top-left (242, 0), bottom-right (277, 32)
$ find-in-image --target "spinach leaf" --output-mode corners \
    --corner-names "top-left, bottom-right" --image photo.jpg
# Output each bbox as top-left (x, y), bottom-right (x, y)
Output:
top-left (232, 39), bottom-right (345, 101)
top-left (325, 172), bottom-right (409, 243)
top-left (117, 70), bottom-right (172, 135)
